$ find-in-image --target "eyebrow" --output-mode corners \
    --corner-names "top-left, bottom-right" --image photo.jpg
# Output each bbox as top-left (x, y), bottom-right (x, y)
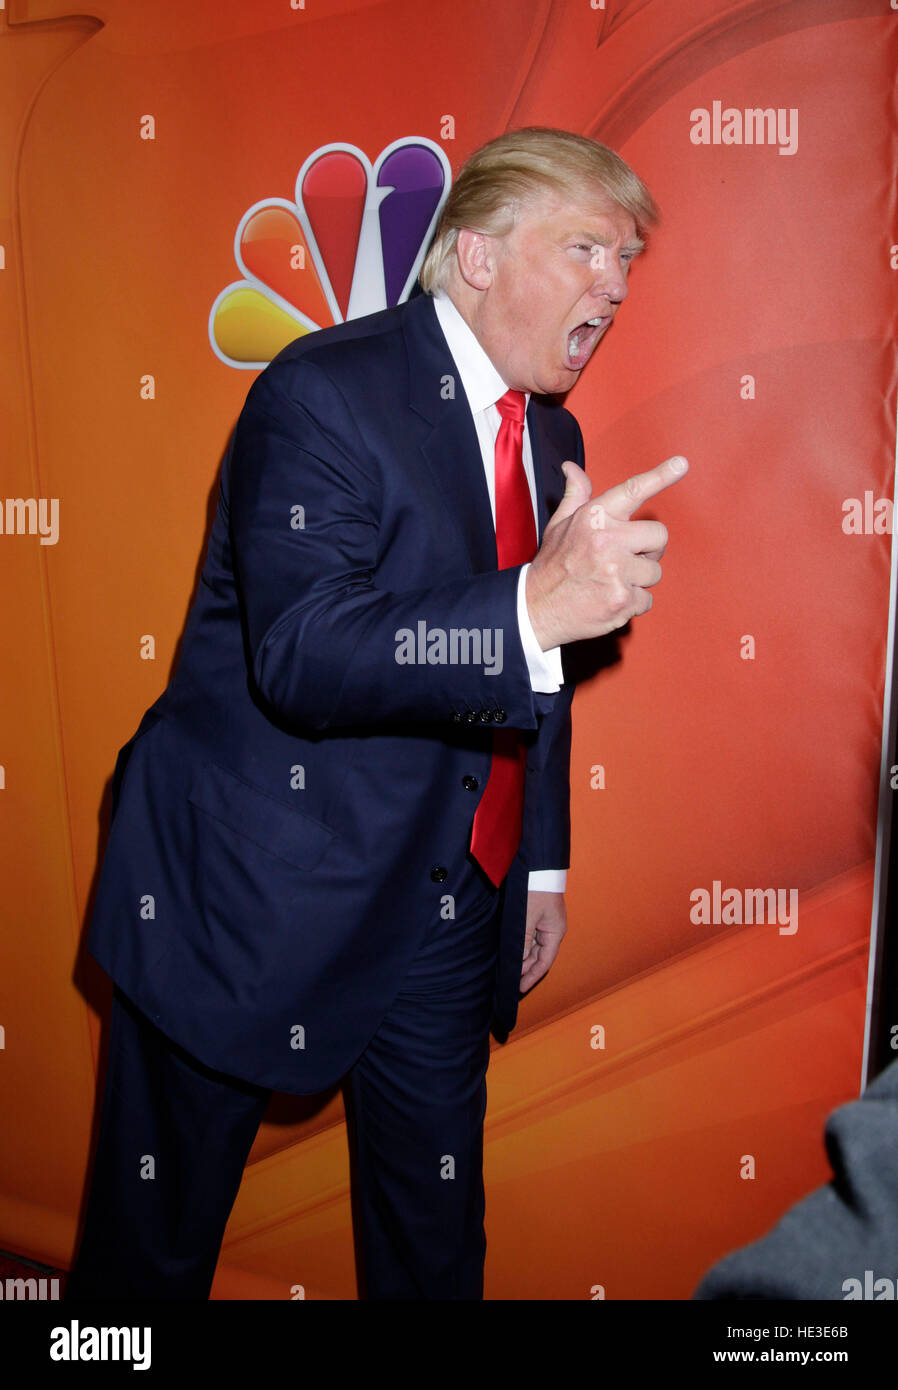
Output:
top-left (569, 230), bottom-right (646, 255)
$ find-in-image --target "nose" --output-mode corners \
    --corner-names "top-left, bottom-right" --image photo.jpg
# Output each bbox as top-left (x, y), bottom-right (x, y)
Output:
top-left (592, 255), bottom-right (628, 305)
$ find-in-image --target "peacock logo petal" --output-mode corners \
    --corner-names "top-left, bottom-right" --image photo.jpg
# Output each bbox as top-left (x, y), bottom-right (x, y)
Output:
top-left (210, 138), bottom-right (452, 369)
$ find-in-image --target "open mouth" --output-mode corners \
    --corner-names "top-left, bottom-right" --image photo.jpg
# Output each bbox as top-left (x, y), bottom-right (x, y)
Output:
top-left (566, 317), bottom-right (609, 369)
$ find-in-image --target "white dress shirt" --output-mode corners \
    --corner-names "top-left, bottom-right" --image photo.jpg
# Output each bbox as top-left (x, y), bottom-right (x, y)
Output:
top-left (432, 290), bottom-right (567, 894)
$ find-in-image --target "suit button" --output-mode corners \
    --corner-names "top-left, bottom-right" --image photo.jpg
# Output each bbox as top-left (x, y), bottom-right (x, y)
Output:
top-left (493, 708), bottom-right (507, 724)
top-left (462, 775), bottom-right (479, 791)
top-left (462, 710), bottom-right (476, 724)
top-left (451, 711), bottom-right (461, 723)
top-left (430, 866), bottom-right (448, 882)
top-left (477, 709), bottom-right (492, 723)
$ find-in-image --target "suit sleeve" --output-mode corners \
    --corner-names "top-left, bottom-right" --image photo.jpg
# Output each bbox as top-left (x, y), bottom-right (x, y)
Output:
top-left (522, 416), bottom-right (585, 874)
top-left (525, 684), bottom-right (574, 872)
top-left (227, 358), bottom-right (539, 732)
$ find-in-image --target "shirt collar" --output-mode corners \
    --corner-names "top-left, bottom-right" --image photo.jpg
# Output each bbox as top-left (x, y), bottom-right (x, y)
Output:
top-left (432, 290), bottom-right (530, 416)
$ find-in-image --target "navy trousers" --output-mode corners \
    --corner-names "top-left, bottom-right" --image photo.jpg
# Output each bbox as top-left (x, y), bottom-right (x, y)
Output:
top-left (66, 865), bottom-right (502, 1301)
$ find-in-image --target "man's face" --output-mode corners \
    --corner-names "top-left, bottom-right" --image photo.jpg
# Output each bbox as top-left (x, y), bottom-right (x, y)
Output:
top-left (465, 187), bottom-right (642, 395)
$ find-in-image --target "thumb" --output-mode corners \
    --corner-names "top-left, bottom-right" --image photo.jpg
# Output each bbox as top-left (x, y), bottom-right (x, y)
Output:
top-left (545, 460), bottom-right (592, 531)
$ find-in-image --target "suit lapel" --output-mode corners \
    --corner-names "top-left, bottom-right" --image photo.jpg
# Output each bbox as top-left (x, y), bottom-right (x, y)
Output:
top-left (402, 294), bottom-right (498, 574)
top-left (401, 292), bottom-right (568, 570)
top-left (527, 399), bottom-right (566, 544)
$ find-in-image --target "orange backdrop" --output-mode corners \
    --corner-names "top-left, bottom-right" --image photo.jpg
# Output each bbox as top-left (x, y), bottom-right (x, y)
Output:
top-left (1, 0), bottom-right (895, 1299)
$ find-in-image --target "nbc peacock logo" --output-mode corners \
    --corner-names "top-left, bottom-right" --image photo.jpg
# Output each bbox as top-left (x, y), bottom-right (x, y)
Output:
top-left (209, 137), bottom-right (452, 369)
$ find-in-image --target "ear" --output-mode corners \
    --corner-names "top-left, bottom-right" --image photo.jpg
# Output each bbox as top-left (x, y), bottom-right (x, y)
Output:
top-left (454, 229), bottom-right (494, 291)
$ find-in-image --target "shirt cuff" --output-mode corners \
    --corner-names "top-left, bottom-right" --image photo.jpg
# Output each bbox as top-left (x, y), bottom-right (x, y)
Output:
top-left (527, 869), bottom-right (567, 893)
top-left (517, 564), bottom-right (563, 693)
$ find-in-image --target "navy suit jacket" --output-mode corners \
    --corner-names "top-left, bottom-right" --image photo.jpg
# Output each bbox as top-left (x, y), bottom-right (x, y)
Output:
top-left (86, 291), bottom-right (585, 1093)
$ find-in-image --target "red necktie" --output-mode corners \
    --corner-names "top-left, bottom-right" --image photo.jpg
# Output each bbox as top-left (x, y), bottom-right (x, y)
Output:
top-left (469, 389), bottom-right (537, 886)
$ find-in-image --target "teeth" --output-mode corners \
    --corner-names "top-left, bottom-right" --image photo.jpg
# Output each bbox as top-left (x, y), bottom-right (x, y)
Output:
top-left (587, 318), bottom-right (602, 325)
top-left (568, 335), bottom-right (580, 359)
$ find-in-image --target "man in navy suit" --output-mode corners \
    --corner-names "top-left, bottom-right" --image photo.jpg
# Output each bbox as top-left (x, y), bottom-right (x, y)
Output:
top-left (66, 127), bottom-right (686, 1300)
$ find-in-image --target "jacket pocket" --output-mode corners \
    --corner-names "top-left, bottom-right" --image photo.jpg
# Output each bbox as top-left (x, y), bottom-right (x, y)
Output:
top-left (187, 760), bottom-right (336, 870)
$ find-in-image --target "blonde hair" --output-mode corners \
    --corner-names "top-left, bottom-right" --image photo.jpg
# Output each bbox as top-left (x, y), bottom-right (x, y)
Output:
top-left (419, 126), bottom-right (659, 294)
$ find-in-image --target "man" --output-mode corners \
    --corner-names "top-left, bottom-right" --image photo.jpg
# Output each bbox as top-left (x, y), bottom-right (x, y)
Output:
top-left (66, 127), bottom-right (687, 1301)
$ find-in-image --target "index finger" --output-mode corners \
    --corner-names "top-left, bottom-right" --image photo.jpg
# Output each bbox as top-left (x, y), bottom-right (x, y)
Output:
top-left (596, 455), bottom-right (689, 522)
